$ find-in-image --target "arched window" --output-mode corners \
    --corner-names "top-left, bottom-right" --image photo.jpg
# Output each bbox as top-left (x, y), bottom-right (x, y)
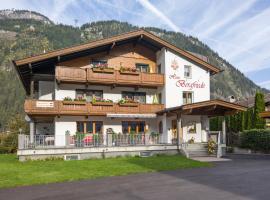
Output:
top-left (158, 121), bottom-right (163, 134)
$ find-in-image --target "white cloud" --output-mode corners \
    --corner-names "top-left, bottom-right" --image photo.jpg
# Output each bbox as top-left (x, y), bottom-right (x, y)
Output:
top-left (199, 0), bottom-right (257, 38)
top-left (137, 0), bottom-right (180, 32)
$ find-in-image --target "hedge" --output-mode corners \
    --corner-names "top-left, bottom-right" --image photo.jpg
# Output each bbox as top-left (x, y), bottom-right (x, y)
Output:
top-left (240, 129), bottom-right (270, 152)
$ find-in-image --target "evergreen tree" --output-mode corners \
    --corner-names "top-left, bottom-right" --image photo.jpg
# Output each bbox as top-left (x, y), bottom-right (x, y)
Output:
top-left (246, 108), bottom-right (253, 130)
top-left (254, 91), bottom-right (265, 129)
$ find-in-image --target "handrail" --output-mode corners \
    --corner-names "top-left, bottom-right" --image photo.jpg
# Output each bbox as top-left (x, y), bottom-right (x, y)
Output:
top-left (24, 99), bottom-right (164, 115)
top-left (56, 66), bottom-right (164, 86)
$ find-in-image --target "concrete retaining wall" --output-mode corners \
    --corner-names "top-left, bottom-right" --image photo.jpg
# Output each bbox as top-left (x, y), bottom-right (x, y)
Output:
top-left (18, 145), bottom-right (179, 161)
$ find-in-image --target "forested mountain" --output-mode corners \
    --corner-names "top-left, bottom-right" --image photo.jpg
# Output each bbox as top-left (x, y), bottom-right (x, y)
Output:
top-left (0, 10), bottom-right (268, 130)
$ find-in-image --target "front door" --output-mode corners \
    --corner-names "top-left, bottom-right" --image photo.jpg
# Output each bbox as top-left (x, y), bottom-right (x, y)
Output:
top-left (172, 120), bottom-right (177, 144)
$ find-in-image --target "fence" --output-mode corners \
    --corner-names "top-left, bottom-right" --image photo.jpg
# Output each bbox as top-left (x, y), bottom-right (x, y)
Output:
top-left (18, 133), bottom-right (170, 150)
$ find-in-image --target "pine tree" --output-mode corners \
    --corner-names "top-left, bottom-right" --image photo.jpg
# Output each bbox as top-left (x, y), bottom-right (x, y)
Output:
top-left (254, 91), bottom-right (265, 129)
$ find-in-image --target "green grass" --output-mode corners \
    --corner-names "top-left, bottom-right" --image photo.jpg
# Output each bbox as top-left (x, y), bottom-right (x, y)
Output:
top-left (0, 154), bottom-right (210, 188)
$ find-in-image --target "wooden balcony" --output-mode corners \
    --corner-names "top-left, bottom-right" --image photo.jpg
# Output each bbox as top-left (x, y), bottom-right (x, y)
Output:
top-left (56, 66), bottom-right (164, 87)
top-left (24, 99), bottom-right (164, 116)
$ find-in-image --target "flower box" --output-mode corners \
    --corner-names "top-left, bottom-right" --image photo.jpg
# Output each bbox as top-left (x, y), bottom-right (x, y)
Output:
top-left (92, 101), bottom-right (114, 106)
top-left (63, 101), bottom-right (86, 105)
top-left (92, 68), bottom-right (114, 74)
top-left (119, 102), bottom-right (139, 107)
top-left (119, 71), bottom-right (139, 75)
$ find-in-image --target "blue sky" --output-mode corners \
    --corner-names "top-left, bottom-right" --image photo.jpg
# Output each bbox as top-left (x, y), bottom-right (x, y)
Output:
top-left (1, 0), bottom-right (270, 90)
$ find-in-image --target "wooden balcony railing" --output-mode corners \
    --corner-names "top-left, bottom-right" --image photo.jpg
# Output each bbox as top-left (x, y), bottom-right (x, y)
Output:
top-left (56, 66), bottom-right (164, 87)
top-left (24, 100), bottom-right (164, 116)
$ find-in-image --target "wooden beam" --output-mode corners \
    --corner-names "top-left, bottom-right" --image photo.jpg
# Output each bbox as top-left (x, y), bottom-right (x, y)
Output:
top-left (107, 42), bottom-right (116, 54)
top-left (182, 108), bottom-right (193, 115)
top-left (204, 104), bottom-right (217, 112)
top-left (225, 110), bottom-right (238, 116)
top-left (133, 34), bottom-right (143, 47)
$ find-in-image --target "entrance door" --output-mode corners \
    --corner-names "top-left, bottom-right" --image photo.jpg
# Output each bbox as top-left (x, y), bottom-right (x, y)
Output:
top-left (172, 120), bottom-right (177, 144)
top-left (172, 119), bottom-right (183, 144)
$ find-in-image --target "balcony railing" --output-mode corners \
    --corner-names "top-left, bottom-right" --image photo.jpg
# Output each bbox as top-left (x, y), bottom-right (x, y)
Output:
top-left (18, 133), bottom-right (169, 150)
top-left (24, 99), bottom-right (164, 116)
top-left (56, 66), bottom-right (164, 87)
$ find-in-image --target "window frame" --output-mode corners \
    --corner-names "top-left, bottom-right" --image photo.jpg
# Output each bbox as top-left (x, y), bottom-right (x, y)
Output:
top-left (182, 91), bottom-right (194, 105)
top-left (76, 121), bottom-right (103, 134)
top-left (76, 89), bottom-right (103, 102)
top-left (135, 63), bottom-right (150, 73)
top-left (91, 59), bottom-right (108, 67)
top-left (122, 91), bottom-right (146, 103)
top-left (122, 121), bottom-right (145, 134)
top-left (184, 65), bottom-right (192, 78)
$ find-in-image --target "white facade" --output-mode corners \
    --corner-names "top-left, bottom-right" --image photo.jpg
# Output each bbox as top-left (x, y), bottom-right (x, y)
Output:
top-left (35, 47), bottom-right (211, 144)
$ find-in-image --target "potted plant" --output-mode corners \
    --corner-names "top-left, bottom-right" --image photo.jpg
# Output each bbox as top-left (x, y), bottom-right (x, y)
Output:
top-left (118, 98), bottom-right (139, 107)
top-left (92, 63), bottom-right (114, 73)
top-left (63, 97), bottom-right (86, 105)
top-left (91, 97), bottom-right (114, 106)
top-left (188, 137), bottom-right (195, 144)
top-left (207, 138), bottom-right (217, 155)
top-left (119, 66), bottom-right (139, 75)
top-left (74, 132), bottom-right (85, 147)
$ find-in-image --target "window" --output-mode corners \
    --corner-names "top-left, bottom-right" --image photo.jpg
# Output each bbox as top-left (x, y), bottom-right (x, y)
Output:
top-left (122, 91), bottom-right (146, 103)
top-left (91, 59), bottom-right (107, 67)
top-left (77, 122), bottom-right (85, 133)
top-left (183, 92), bottom-right (193, 104)
top-left (136, 63), bottom-right (150, 73)
top-left (76, 90), bottom-right (103, 102)
top-left (76, 121), bottom-right (103, 134)
top-left (122, 121), bottom-right (145, 134)
top-left (184, 65), bottom-right (192, 78)
top-left (187, 122), bottom-right (196, 134)
top-left (158, 93), bottom-right (162, 104)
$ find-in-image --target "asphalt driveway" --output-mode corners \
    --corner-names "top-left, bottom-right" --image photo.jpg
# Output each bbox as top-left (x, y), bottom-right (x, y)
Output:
top-left (1, 154), bottom-right (270, 200)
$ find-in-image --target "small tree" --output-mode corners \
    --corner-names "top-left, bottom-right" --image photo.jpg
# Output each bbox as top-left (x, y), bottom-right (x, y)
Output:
top-left (254, 91), bottom-right (265, 129)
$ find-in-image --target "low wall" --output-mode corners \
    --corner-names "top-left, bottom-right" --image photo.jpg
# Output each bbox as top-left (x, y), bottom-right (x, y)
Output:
top-left (17, 145), bottom-right (179, 161)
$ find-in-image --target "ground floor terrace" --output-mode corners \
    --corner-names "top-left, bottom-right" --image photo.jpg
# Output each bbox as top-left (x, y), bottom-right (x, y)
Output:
top-left (18, 100), bottom-right (246, 160)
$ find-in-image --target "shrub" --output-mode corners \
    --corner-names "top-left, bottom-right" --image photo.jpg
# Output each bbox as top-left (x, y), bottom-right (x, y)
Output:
top-left (207, 138), bottom-right (217, 154)
top-left (240, 129), bottom-right (270, 152)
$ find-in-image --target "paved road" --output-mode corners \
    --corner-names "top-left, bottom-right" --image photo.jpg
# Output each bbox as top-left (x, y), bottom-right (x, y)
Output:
top-left (1, 154), bottom-right (270, 200)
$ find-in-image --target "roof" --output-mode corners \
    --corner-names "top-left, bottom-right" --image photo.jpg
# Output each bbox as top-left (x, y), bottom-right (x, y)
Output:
top-left (237, 93), bottom-right (270, 108)
top-left (13, 29), bottom-right (221, 73)
top-left (158, 99), bottom-right (247, 117)
top-left (259, 111), bottom-right (270, 118)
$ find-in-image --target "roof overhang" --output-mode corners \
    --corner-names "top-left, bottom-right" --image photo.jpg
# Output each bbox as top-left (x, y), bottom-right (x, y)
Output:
top-left (107, 113), bottom-right (157, 119)
top-left (13, 29), bottom-right (221, 94)
top-left (259, 111), bottom-right (270, 118)
top-left (157, 99), bottom-right (247, 117)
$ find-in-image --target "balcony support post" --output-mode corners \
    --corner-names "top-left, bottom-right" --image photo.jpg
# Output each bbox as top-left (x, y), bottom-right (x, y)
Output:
top-left (30, 120), bottom-right (35, 144)
top-left (30, 79), bottom-right (34, 98)
top-left (176, 113), bottom-right (182, 148)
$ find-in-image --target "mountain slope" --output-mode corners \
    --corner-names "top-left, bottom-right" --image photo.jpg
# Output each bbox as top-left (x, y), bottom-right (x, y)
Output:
top-left (0, 10), bottom-right (268, 130)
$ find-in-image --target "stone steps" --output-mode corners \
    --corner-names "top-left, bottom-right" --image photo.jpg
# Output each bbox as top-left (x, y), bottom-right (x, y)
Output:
top-left (185, 143), bottom-right (217, 158)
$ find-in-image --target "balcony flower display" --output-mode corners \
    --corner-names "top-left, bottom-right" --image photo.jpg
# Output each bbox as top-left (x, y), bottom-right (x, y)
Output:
top-left (91, 63), bottom-right (114, 73)
top-left (63, 96), bottom-right (86, 105)
top-left (92, 97), bottom-right (114, 106)
top-left (118, 98), bottom-right (139, 106)
top-left (119, 66), bottom-right (139, 75)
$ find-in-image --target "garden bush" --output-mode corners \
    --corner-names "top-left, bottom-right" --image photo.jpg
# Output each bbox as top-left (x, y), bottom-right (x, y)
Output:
top-left (240, 129), bottom-right (270, 152)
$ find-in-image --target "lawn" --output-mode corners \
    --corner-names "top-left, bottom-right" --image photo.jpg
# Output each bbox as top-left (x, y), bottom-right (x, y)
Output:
top-left (0, 154), bottom-right (210, 188)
